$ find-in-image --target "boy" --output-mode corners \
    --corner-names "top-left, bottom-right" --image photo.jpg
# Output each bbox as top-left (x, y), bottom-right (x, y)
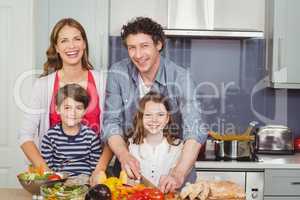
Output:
top-left (41, 83), bottom-right (102, 176)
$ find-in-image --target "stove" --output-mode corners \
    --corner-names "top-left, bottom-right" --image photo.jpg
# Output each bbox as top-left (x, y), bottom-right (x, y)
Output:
top-left (197, 139), bottom-right (259, 162)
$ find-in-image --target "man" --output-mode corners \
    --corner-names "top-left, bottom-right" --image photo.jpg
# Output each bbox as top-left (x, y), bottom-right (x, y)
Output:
top-left (103, 17), bottom-right (207, 192)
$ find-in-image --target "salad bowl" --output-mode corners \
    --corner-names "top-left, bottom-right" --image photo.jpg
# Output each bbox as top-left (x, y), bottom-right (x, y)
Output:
top-left (17, 171), bottom-right (69, 195)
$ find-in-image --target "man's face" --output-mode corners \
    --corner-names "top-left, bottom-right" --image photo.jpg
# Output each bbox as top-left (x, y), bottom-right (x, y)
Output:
top-left (126, 33), bottom-right (162, 76)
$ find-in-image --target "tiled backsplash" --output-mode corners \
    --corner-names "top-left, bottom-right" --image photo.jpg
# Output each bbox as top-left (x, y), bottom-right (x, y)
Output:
top-left (109, 36), bottom-right (300, 137)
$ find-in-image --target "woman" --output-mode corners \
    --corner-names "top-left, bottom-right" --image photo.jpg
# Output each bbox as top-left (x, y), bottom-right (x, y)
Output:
top-left (18, 18), bottom-right (112, 183)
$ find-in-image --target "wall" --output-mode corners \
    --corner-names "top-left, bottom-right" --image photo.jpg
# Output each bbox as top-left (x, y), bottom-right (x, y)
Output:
top-left (0, 0), bottom-right (35, 187)
top-left (109, 36), bottom-right (300, 137)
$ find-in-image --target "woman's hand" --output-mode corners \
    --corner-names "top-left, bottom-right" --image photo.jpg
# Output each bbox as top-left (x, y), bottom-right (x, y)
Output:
top-left (89, 169), bottom-right (102, 186)
top-left (21, 141), bottom-right (48, 169)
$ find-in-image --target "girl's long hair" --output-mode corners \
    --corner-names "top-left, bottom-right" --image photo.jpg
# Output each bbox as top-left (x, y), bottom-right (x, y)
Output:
top-left (127, 91), bottom-right (180, 146)
top-left (41, 18), bottom-right (93, 77)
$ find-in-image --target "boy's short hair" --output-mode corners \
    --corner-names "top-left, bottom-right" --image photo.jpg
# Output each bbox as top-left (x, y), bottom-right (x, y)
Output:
top-left (56, 84), bottom-right (90, 109)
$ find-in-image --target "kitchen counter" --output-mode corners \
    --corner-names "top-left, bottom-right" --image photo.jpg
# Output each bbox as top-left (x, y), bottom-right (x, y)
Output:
top-left (195, 153), bottom-right (300, 169)
top-left (0, 188), bottom-right (31, 200)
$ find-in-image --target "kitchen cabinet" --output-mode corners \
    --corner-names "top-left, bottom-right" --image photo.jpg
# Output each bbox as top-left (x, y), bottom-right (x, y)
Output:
top-left (167, 0), bottom-right (264, 31)
top-left (110, 0), bottom-right (264, 37)
top-left (110, 0), bottom-right (167, 36)
top-left (264, 198), bottom-right (300, 200)
top-left (264, 169), bottom-right (300, 198)
top-left (266, 0), bottom-right (300, 88)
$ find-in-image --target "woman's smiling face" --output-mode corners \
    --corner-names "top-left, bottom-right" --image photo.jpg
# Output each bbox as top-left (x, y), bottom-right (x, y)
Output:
top-left (55, 25), bottom-right (86, 67)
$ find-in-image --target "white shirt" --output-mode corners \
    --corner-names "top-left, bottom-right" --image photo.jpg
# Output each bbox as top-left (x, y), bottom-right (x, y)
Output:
top-left (138, 73), bottom-right (151, 98)
top-left (129, 138), bottom-right (183, 186)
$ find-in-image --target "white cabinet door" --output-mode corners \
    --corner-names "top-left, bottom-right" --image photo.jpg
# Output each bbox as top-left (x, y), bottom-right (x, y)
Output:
top-left (265, 169), bottom-right (300, 196)
top-left (167, 0), bottom-right (264, 30)
top-left (214, 0), bottom-right (265, 30)
top-left (0, 0), bottom-right (34, 187)
top-left (267, 0), bottom-right (300, 88)
top-left (110, 0), bottom-right (167, 36)
top-left (264, 197), bottom-right (300, 200)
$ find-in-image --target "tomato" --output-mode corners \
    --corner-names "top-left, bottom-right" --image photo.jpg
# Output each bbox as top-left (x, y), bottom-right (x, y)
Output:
top-left (141, 188), bottom-right (164, 200)
top-left (47, 174), bottom-right (61, 181)
top-left (128, 191), bottom-right (149, 200)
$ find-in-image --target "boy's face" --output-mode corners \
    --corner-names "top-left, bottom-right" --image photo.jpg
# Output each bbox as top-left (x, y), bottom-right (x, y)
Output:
top-left (56, 97), bottom-right (85, 128)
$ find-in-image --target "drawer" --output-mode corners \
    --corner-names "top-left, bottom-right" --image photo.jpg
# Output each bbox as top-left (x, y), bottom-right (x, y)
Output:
top-left (265, 169), bottom-right (300, 196)
top-left (264, 197), bottom-right (300, 200)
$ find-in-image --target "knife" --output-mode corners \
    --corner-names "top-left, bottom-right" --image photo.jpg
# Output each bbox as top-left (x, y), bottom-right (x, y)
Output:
top-left (140, 175), bottom-right (158, 189)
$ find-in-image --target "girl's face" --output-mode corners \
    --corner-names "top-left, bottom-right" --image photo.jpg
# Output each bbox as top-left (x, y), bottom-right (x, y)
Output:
top-left (142, 101), bottom-right (169, 135)
top-left (55, 25), bottom-right (86, 67)
top-left (56, 97), bottom-right (86, 128)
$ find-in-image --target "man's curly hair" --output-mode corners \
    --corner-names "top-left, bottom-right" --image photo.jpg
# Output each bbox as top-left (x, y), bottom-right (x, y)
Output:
top-left (121, 17), bottom-right (166, 52)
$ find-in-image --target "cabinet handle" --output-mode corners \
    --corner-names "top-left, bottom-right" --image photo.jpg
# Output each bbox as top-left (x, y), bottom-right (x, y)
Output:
top-left (204, 0), bottom-right (215, 29)
top-left (291, 182), bottom-right (300, 185)
top-left (277, 37), bottom-right (283, 71)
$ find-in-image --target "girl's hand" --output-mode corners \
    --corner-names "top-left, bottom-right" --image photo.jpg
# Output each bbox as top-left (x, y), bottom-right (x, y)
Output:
top-left (158, 175), bottom-right (178, 193)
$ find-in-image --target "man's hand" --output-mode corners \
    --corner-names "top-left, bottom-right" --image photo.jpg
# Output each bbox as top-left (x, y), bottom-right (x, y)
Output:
top-left (158, 174), bottom-right (179, 193)
top-left (119, 152), bottom-right (141, 179)
top-left (160, 139), bottom-right (202, 192)
top-left (108, 135), bottom-right (141, 179)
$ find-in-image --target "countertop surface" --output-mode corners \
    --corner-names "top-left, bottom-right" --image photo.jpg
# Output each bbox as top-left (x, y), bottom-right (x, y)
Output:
top-left (195, 153), bottom-right (300, 169)
top-left (0, 188), bottom-right (31, 200)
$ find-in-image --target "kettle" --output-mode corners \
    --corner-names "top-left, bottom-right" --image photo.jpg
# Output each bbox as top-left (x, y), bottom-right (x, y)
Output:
top-left (255, 125), bottom-right (294, 154)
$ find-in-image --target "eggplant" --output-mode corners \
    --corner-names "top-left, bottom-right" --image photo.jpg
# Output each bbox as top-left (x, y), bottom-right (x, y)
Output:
top-left (85, 184), bottom-right (112, 200)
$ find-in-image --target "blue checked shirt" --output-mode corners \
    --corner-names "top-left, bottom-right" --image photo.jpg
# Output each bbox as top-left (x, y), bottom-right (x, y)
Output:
top-left (102, 56), bottom-right (207, 144)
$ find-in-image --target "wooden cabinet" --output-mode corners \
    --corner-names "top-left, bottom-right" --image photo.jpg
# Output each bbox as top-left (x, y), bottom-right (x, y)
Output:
top-left (266, 0), bottom-right (300, 88)
top-left (264, 169), bottom-right (300, 198)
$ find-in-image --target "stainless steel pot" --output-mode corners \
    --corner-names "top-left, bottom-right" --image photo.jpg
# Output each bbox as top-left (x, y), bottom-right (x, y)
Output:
top-left (214, 140), bottom-right (254, 159)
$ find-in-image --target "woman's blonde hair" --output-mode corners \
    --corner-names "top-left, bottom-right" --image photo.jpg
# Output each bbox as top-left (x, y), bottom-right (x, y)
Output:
top-left (128, 91), bottom-right (180, 146)
top-left (41, 18), bottom-right (93, 77)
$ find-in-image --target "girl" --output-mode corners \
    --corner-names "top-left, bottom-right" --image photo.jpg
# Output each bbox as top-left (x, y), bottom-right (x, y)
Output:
top-left (128, 91), bottom-right (196, 187)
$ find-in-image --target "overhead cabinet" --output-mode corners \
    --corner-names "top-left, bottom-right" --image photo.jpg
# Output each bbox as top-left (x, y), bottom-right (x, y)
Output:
top-left (165, 0), bottom-right (264, 38)
top-left (266, 0), bottom-right (300, 88)
top-left (110, 0), bottom-right (264, 38)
